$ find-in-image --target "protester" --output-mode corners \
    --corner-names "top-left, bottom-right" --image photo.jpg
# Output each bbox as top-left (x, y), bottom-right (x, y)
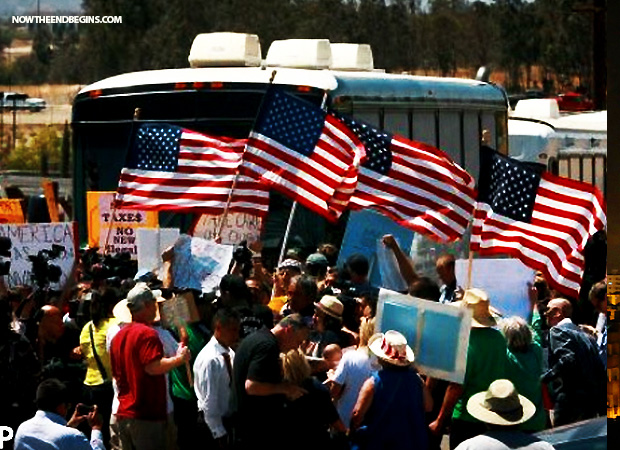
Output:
top-left (329, 317), bottom-right (376, 430)
top-left (305, 252), bottom-right (330, 281)
top-left (429, 288), bottom-right (508, 449)
top-left (231, 314), bottom-right (311, 450)
top-left (14, 378), bottom-right (106, 450)
top-left (280, 274), bottom-right (318, 319)
top-left (589, 280), bottom-right (607, 367)
top-left (350, 330), bottom-right (432, 450)
top-left (280, 348), bottom-right (347, 450)
top-left (267, 259), bottom-right (303, 316)
top-left (499, 316), bottom-right (546, 432)
top-left (109, 283), bottom-right (190, 450)
top-left (454, 379), bottom-right (555, 450)
top-left (79, 288), bottom-right (119, 449)
top-left (541, 297), bottom-right (606, 426)
top-left (193, 308), bottom-right (241, 449)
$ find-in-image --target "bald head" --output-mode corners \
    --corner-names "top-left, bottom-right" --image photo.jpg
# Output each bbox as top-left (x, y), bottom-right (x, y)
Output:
top-left (545, 298), bottom-right (572, 327)
top-left (38, 305), bottom-right (64, 342)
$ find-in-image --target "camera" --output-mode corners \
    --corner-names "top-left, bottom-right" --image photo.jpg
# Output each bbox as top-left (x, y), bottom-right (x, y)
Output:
top-left (76, 404), bottom-right (95, 415)
top-left (29, 244), bottom-right (65, 288)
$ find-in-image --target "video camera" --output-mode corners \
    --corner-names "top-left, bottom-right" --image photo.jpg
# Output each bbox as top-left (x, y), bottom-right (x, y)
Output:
top-left (79, 247), bottom-right (137, 283)
top-left (0, 236), bottom-right (10, 276)
top-left (29, 244), bottom-right (65, 288)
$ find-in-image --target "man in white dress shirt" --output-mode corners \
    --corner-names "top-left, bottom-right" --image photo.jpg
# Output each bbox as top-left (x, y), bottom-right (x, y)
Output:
top-left (193, 308), bottom-right (241, 449)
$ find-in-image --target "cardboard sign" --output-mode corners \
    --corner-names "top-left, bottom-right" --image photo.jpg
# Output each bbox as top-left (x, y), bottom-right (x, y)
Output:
top-left (160, 293), bottom-right (192, 328)
top-left (86, 192), bottom-right (158, 258)
top-left (376, 288), bottom-right (472, 383)
top-left (136, 228), bottom-right (181, 273)
top-left (192, 212), bottom-right (262, 245)
top-left (42, 180), bottom-right (60, 223)
top-left (0, 199), bottom-right (25, 224)
top-left (0, 222), bottom-right (77, 288)
top-left (455, 258), bottom-right (536, 320)
top-left (338, 209), bottom-right (414, 288)
top-left (172, 234), bottom-right (233, 292)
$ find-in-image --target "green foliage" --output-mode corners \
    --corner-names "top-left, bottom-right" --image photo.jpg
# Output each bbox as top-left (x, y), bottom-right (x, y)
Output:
top-left (3, 126), bottom-right (63, 172)
top-left (1, 0), bottom-right (599, 96)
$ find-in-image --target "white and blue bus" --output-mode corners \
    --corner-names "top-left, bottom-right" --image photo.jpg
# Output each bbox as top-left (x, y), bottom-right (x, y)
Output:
top-left (72, 33), bottom-right (509, 270)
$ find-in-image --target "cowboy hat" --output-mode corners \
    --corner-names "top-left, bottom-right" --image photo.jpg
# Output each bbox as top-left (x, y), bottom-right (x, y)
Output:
top-left (314, 295), bottom-right (344, 320)
top-left (456, 288), bottom-right (498, 328)
top-left (368, 330), bottom-right (415, 367)
top-left (466, 379), bottom-right (536, 426)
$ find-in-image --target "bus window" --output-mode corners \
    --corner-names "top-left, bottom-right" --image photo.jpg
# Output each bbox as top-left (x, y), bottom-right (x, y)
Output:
top-left (383, 109), bottom-right (409, 138)
top-left (411, 110), bottom-right (437, 149)
top-left (438, 110), bottom-right (462, 166)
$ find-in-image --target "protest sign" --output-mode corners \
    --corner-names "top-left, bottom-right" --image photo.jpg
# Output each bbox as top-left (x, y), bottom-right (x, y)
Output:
top-left (191, 212), bottom-right (262, 245)
top-left (338, 209), bottom-right (414, 288)
top-left (455, 258), bottom-right (536, 320)
top-left (42, 180), bottom-right (60, 223)
top-left (86, 192), bottom-right (158, 258)
top-left (172, 234), bottom-right (233, 292)
top-left (376, 288), bottom-right (472, 383)
top-left (0, 199), bottom-right (25, 224)
top-left (0, 222), bottom-right (77, 288)
top-left (136, 228), bottom-right (181, 273)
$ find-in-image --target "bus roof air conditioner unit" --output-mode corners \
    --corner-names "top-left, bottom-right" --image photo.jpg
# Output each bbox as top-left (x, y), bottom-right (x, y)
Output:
top-left (188, 32), bottom-right (262, 68)
top-left (265, 39), bottom-right (332, 69)
top-left (330, 43), bottom-right (374, 71)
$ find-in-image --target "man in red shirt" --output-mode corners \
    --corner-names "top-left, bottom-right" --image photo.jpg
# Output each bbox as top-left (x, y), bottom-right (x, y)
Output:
top-left (110, 283), bottom-right (190, 450)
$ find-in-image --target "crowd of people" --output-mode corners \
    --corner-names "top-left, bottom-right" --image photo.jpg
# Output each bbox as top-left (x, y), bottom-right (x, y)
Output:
top-left (0, 233), bottom-right (608, 450)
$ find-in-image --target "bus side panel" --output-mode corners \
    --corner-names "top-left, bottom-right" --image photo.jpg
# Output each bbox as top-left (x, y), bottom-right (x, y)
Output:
top-left (463, 111), bottom-right (481, 179)
top-left (411, 111), bottom-right (438, 150)
top-left (438, 110), bottom-right (462, 167)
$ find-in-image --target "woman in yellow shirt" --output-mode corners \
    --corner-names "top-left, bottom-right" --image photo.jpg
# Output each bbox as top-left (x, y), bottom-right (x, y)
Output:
top-left (79, 287), bottom-right (119, 448)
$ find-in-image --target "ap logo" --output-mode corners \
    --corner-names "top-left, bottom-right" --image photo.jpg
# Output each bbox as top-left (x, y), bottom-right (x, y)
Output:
top-left (0, 427), bottom-right (13, 449)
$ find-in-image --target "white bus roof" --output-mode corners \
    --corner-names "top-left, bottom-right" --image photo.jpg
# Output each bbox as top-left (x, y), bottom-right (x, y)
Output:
top-left (78, 66), bottom-right (506, 105)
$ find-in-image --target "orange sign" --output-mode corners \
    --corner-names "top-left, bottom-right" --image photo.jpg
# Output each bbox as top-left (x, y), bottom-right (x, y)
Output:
top-left (86, 192), bottom-right (158, 257)
top-left (0, 199), bottom-right (25, 224)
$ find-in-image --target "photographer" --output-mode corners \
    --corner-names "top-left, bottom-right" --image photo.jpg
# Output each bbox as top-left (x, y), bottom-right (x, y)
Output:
top-left (14, 378), bottom-right (105, 450)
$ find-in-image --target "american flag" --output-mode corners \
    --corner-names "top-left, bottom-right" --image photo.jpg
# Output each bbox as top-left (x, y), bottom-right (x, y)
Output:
top-left (471, 147), bottom-right (606, 298)
top-left (115, 124), bottom-right (270, 215)
top-left (335, 113), bottom-right (477, 242)
top-left (239, 88), bottom-right (364, 220)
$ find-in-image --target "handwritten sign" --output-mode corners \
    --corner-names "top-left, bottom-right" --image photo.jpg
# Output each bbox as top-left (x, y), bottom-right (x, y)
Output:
top-left (376, 288), bottom-right (472, 383)
top-left (337, 210), bottom-right (414, 288)
top-left (86, 192), bottom-right (158, 258)
top-left (0, 222), bottom-right (77, 288)
top-left (0, 199), bottom-right (25, 224)
top-left (192, 212), bottom-right (262, 245)
top-left (172, 234), bottom-right (233, 292)
top-left (136, 228), bottom-right (181, 273)
top-left (455, 258), bottom-right (536, 320)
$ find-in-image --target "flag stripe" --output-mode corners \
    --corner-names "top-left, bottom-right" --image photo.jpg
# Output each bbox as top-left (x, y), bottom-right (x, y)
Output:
top-left (115, 127), bottom-right (270, 215)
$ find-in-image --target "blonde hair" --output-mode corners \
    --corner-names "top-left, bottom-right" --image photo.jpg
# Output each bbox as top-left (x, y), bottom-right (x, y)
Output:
top-left (281, 349), bottom-right (311, 386)
top-left (359, 317), bottom-right (376, 347)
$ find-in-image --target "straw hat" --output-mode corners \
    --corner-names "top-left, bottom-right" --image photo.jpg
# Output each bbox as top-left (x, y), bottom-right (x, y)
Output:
top-left (314, 296), bottom-right (344, 320)
top-left (466, 379), bottom-right (536, 426)
top-left (368, 330), bottom-right (415, 367)
top-left (458, 288), bottom-right (498, 328)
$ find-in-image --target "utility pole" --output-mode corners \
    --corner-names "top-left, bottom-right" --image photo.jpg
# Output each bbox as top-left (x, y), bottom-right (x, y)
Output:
top-left (574, 0), bottom-right (606, 110)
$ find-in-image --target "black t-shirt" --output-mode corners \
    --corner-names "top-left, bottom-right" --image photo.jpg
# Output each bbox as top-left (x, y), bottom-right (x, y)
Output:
top-left (231, 328), bottom-right (284, 432)
top-left (282, 377), bottom-right (340, 450)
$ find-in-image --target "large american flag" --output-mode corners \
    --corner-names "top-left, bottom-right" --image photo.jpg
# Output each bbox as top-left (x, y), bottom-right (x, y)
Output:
top-left (115, 124), bottom-right (270, 215)
top-left (335, 113), bottom-right (477, 242)
top-left (239, 88), bottom-right (364, 220)
top-left (471, 147), bottom-right (606, 298)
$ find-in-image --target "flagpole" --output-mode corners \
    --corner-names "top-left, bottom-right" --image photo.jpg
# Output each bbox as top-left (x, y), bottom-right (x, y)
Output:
top-left (104, 107), bottom-right (141, 255)
top-left (216, 70), bottom-right (278, 240)
top-left (466, 250), bottom-right (474, 290)
top-left (276, 91), bottom-right (330, 266)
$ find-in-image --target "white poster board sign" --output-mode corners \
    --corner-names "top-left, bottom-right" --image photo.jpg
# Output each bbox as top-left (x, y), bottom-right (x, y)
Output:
top-left (376, 288), bottom-right (472, 383)
top-left (0, 222), bottom-right (77, 288)
top-left (455, 259), bottom-right (535, 320)
top-left (136, 228), bottom-right (181, 273)
top-left (192, 212), bottom-right (262, 245)
top-left (172, 234), bottom-right (233, 292)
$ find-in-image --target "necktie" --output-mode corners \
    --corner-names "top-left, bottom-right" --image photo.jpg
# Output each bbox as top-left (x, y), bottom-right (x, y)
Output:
top-left (222, 352), bottom-right (233, 386)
